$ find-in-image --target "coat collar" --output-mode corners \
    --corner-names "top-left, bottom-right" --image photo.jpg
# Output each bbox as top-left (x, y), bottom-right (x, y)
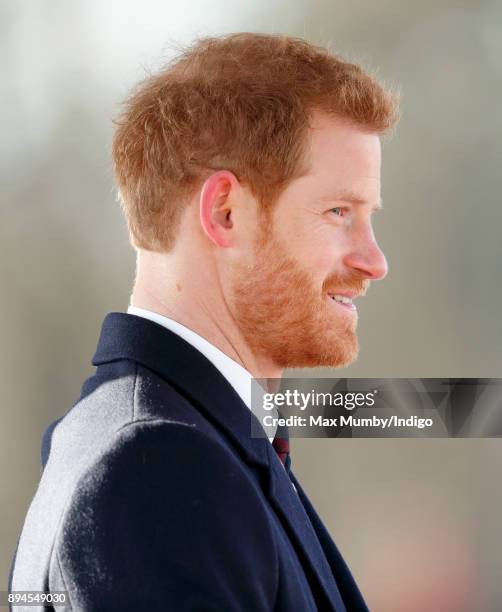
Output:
top-left (92, 312), bottom-right (271, 470)
top-left (92, 312), bottom-right (346, 611)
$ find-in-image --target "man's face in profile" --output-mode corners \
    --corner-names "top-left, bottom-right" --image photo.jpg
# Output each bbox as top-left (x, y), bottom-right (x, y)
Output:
top-left (229, 113), bottom-right (388, 369)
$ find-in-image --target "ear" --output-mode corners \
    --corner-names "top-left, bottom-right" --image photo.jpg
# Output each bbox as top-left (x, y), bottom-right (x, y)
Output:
top-left (199, 170), bottom-right (239, 247)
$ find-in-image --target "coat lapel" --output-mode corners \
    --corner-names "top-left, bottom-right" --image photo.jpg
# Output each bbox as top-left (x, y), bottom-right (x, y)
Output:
top-left (265, 448), bottom-right (346, 611)
top-left (92, 313), bottom-right (347, 611)
top-left (290, 472), bottom-right (369, 612)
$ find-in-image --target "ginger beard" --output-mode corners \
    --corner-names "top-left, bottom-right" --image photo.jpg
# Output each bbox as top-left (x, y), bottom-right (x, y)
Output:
top-left (229, 217), bottom-right (369, 369)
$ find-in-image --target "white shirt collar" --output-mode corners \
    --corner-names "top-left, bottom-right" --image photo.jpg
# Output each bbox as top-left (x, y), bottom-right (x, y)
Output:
top-left (127, 306), bottom-right (277, 443)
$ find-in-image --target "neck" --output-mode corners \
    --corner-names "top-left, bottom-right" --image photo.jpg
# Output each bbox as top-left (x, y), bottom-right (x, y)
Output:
top-left (130, 251), bottom-right (283, 383)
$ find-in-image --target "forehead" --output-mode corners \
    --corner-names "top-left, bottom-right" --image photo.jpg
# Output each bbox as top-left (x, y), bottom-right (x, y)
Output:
top-left (299, 112), bottom-right (382, 198)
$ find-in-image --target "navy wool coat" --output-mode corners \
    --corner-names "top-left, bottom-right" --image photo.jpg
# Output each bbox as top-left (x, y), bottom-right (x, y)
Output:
top-left (9, 312), bottom-right (368, 611)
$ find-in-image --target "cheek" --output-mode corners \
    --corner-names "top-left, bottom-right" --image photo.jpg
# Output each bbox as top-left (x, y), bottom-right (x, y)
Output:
top-left (307, 234), bottom-right (346, 277)
top-left (276, 214), bottom-right (345, 278)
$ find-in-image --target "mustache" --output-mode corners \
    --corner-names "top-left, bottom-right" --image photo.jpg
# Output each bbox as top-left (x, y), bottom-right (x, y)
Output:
top-left (323, 273), bottom-right (370, 297)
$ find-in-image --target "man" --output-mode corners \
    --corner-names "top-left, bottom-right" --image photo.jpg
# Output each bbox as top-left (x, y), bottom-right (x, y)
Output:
top-left (9, 33), bottom-right (399, 610)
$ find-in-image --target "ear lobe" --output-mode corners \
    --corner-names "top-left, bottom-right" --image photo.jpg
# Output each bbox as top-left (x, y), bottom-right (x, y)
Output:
top-left (199, 170), bottom-right (238, 247)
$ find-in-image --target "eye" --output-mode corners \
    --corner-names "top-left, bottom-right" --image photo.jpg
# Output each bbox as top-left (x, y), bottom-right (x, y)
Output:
top-left (330, 207), bottom-right (345, 217)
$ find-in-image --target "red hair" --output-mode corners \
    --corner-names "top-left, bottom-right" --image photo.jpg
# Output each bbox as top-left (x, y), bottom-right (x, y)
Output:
top-left (112, 33), bottom-right (400, 251)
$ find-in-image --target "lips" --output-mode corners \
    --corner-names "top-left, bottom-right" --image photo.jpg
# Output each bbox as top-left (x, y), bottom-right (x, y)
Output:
top-left (327, 293), bottom-right (358, 311)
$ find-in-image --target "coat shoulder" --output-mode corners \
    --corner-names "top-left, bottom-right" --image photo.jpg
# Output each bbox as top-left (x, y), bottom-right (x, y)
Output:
top-left (53, 421), bottom-right (278, 611)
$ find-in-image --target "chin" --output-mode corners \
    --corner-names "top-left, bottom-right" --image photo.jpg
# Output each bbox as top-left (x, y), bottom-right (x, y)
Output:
top-left (319, 342), bottom-right (359, 369)
top-left (274, 336), bottom-right (359, 370)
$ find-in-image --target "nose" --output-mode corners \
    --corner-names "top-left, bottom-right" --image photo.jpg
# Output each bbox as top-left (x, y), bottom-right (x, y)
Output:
top-left (342, 230), bottom-right (388, 281)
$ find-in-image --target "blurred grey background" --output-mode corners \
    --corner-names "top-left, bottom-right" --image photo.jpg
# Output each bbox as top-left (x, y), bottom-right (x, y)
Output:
top-left (2, 1), bottom-right (501, 609)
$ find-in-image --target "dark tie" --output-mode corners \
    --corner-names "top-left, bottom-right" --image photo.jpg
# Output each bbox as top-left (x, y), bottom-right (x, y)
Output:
top-left (272, 436), bottom-right (289, 464)
top-left (272, 420), bottom-right (291, 471)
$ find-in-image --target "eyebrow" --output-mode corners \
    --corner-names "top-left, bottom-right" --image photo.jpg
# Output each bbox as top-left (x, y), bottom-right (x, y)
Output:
top-left (320, 190), bottom-right (383, 212)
